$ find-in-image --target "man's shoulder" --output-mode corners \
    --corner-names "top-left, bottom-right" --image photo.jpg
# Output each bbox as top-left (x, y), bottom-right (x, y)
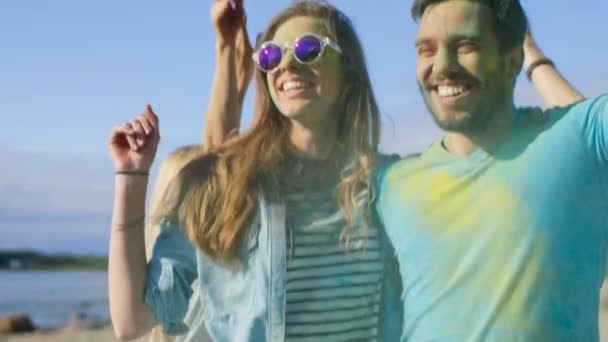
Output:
top-left (534, 94), bottom-right (608, 125)
top-left (563, 94), bottom-right (608, 112)
top-left (562, 94), bottom-right (608, 121)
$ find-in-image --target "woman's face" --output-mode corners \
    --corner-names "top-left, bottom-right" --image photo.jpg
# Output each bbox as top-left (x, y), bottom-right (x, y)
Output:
top-left (265, 16), bottom-right (345, 126)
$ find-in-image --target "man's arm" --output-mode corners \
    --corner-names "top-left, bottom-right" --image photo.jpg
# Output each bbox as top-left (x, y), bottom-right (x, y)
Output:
top-left (524, 31), bottom-right (584, 107)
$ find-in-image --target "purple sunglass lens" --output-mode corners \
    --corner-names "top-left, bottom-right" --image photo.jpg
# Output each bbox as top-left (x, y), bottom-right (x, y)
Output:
top-left (294, 35), bottom-right (322, 63)
top-left (258, 43), bottom-right (283, 71)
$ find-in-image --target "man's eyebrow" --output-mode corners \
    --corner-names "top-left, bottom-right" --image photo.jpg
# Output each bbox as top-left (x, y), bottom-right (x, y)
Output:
top-left (415, 38), bottom-right (433, 47)
top-left (415, 34), bottom-right (483, 47)
top-left (447, 34), bottom-right (483, 43)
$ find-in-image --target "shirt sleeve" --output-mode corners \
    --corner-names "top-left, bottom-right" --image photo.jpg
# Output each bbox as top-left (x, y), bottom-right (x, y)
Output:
top-left (144, 219), bottom-right (197, 336)
top-left (579, 94), bottom-right (608, 166)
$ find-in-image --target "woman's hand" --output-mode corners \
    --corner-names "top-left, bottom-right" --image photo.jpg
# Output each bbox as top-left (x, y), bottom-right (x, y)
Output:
top-left (108, 104), bottom-right (160, 173)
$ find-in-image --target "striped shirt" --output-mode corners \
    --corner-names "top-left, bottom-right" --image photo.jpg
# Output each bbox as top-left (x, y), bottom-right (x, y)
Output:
top-left (284, 189), bottom-right (385, 342)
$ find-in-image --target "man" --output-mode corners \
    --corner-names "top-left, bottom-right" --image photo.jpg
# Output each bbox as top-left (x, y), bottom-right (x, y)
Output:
top-left (377, 0), bottom-right (607, 340)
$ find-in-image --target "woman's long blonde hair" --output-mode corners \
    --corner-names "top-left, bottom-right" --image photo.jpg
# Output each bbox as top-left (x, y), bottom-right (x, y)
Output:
top-left (145, 145), bottom-right (205, 342)
top-left (152, 0), bottom-right (381, 264)
top-left (145, 145), bottom-right (205, 257)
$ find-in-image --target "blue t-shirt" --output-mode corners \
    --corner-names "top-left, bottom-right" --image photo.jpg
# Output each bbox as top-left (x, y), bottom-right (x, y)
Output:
top-left (378, 95), bottom-right (608, 341)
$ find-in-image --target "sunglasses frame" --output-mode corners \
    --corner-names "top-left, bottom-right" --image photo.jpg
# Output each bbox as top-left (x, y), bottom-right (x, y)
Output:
top-left (252, 33), bottom-right (343, 73)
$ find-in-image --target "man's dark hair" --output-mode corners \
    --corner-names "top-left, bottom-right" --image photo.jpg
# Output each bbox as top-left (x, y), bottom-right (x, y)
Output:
top-left (411, 0), bottom-right (528, 51)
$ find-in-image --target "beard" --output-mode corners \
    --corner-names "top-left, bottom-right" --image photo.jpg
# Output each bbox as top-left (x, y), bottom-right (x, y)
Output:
top-left (419, 69), bottom-right (512, 135)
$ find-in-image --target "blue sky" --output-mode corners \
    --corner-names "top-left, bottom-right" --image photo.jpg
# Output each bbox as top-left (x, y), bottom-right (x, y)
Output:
top-left (1, 0), bottom-right (606, 255)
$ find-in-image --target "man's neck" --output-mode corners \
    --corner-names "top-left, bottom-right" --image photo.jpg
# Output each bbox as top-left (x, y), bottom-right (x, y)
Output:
top-left (443, 106), bottom-right (516, 158)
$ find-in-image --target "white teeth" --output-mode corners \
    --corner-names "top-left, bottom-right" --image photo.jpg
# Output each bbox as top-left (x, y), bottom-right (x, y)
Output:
top-left (283, 81), bottom-right (309, 91)
top-left (437, 85), bottom-right (467, 97)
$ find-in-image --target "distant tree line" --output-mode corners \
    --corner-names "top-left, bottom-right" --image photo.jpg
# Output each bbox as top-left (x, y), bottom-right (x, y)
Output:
top-left (0, 250), bottom-right (107, 271)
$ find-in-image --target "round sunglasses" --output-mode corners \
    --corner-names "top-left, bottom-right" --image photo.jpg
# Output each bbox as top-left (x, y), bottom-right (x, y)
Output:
top-left (252, 33), bottom-right (343, 73)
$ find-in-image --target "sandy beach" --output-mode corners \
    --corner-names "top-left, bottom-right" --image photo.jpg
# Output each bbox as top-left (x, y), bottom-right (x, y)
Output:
top-left (0, 326), bottom-right (166, 342)
top-left (0, 326), bottom-right (117, 342)
top-left (0, 325), bottom-right (212, 342)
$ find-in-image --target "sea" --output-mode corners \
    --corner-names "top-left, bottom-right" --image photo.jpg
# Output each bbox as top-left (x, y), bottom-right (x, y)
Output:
top-left (0, 270), bottom-right (109, 329)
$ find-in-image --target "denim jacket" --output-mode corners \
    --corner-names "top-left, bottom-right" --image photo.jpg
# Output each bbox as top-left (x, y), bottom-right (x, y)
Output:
top-left (144, 160), bottom-right (403, 341)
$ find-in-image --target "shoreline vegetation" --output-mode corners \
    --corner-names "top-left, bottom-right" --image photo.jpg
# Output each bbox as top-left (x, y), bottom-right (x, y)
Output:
top-left (0, 250), bottom-right (107, 271)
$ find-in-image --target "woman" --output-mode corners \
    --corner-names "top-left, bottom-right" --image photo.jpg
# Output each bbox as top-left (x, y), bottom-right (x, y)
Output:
top-left (108, 1), bottom-right (401, 341)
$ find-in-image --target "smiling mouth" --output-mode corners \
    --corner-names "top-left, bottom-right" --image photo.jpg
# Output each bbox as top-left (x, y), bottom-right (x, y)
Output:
top-left (280, 80), bottom-right (314, 93)
top-left (433, 84), bottom-right (473, 98)
top-left (278, 79), bottom-right (317, 100)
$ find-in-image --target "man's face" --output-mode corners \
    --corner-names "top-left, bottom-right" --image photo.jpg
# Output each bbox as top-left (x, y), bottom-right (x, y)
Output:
top-left (415, 0), bottom-right (516, 134)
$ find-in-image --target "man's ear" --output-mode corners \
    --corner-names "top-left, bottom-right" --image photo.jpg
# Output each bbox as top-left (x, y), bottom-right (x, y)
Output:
top-left (509, 46), bottom-right (525, 79)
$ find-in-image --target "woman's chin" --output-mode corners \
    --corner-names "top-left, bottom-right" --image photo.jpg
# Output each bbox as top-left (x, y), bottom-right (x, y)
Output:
top-left (277, 101), bottom-right (325, 120)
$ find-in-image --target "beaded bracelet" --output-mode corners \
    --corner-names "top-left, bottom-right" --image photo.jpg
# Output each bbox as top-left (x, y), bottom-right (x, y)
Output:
top-left (115, 170), bottom-right (149, 176)
top-left (526, 58), bottom-right (555, 81)
top-left (111, 216), bottom-right (146, 232)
